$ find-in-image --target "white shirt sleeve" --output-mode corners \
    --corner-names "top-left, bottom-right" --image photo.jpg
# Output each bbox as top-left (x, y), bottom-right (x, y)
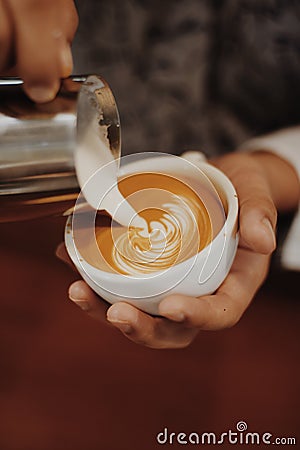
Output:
top-left (238, 126), bottom-right (300, 271)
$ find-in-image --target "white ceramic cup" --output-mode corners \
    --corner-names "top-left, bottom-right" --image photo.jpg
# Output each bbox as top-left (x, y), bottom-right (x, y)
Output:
top-left (65, 153), bottom-right (239, 315)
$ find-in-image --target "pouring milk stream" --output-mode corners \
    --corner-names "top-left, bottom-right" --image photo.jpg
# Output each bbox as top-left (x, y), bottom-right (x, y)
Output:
top-left (75, 75), bottom-right (148, 232)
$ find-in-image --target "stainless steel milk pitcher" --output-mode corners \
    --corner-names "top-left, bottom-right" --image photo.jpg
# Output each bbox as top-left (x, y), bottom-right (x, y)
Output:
top-left (0, 75), bottom-right (120, 222)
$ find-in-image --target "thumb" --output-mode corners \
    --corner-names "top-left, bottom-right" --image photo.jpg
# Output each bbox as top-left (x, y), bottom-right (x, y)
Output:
top-left (213, 154), bottom-right (277, 254)
top-left (239, 198), bottom-right (277, 254)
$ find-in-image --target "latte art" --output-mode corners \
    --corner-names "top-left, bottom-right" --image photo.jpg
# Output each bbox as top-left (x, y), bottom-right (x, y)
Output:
top-left (113, 196), bottom-right (211, 275)
top-left (91, 172), bottom-right (225, 276)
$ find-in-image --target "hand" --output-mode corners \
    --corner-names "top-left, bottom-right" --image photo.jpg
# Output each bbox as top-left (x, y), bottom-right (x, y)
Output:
top-left (0, 0), bottom-right (78, 102)
top-left (64, 152), bottom-right (299, 349)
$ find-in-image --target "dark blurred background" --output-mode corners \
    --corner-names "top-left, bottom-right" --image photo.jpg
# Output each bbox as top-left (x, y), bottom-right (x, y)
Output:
top-left (1, 1), bottom-right (300, 449)
top-left (73, 0), bottom-right (300, 156)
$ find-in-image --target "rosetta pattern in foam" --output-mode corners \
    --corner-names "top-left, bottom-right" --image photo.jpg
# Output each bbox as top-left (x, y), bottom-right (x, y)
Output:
top-left (112, 196), bottom-right (212, 276)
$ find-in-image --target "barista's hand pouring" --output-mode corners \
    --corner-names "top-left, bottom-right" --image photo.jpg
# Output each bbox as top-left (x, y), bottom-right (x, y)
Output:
top-left (0, 0), bottom-right (78, 102)
top-left (2, 0), bottom-right (299, 349)
top-left (62, 152), bottom-right (299, 349)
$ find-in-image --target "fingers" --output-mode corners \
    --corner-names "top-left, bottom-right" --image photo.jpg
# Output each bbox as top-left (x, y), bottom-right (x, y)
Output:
top-left (106, 302), bottom-right (198, 349)
top-left (66, 247), bottom-right (269, 348)
top-left (68, 280), bottom-right (110, 324)
top-left (67, 280), bottom-right (197, 348)
top-left (68, 281), bottom-right (197, 349)
top-left (212, 154), bottom-right (277, 254)
top-left (5, 0), bottom-right (78, 102)
top-left (105, 248), bottom-right (269, 347)
top-left (159, 248), bottom-right (270, 330)
top-left (67, 282), bottom-right (193, 350)
top-left (238, 175), bottom-right (277, 254)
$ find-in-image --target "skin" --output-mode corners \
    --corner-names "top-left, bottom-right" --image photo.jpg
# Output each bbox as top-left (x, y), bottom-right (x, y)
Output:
top-left (62, 151), bottom-right (299, 349)
top-left (0, 0), bottom-right (78, 102)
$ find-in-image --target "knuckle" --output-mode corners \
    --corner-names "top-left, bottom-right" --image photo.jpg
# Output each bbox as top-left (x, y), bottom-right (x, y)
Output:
top-left (223, 310), bottom-right (241, 329)
top-left (241, 195), bottom-right (277, 226)
top-left (241, 193), bottom-right (273, 211)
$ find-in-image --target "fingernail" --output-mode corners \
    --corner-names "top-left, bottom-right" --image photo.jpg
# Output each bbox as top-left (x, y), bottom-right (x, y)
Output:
top-left (60, 45), bottom-right (73, 77)
top-left (262, 218), bottom-right (276, 248)
top-left (163, 311), bottom-right (185, 322)
top-left (107, 308), bottom-right (133, 334)
top-left (107, 307), bottom-right (125, 323)
top-left (107, 319), bottom-right (133, 334)
top-left (25, 85), bottom-right (57, 103)
top-left (69, 297), bottom-right (90, 311)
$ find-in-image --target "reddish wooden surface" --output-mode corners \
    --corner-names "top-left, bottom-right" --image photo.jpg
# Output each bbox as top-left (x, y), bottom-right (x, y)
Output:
top-left (0, 217), bottom-right (299, 450)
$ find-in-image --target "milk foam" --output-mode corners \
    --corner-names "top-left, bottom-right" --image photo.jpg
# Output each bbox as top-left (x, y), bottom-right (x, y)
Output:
top-left (75, 117), bottom-right (147, 230)
top-left (113, 196), bottom-right (207, 275)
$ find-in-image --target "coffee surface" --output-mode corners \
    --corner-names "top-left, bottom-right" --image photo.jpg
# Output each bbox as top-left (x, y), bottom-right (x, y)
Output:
top-left (76, 172), bottom-right (225, 275)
